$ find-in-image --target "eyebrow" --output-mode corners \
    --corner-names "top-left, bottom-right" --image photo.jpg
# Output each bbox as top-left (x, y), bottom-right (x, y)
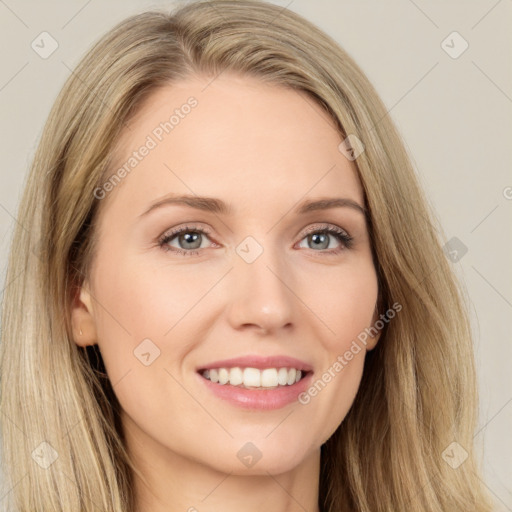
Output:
top-left (138, 194), bottom-right (367, 218)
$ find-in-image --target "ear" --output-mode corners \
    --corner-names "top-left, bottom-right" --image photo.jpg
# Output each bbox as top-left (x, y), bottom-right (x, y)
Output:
top-left (70, 282), bottom-right (97, 347)
top-left (365, 304), bottom-right (383, 351)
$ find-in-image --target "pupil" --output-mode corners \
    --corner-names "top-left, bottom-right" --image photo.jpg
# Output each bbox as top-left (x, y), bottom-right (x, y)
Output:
top-left (311, 233), bottom-right (328, 250)
top-left (181, 232), bottom-right (201, 249)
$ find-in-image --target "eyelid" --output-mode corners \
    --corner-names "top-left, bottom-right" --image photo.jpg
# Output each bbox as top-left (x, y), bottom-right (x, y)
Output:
top-left (159, 222), bottom-right (213, 239)
top-left (158, 222), bottom-right (349, 241)
top-left (300, 222), bottom-right (350, 236)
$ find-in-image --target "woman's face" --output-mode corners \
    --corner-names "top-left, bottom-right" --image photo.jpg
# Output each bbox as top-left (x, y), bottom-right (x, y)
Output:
top-left (72, 73), bottom-right (380, 476)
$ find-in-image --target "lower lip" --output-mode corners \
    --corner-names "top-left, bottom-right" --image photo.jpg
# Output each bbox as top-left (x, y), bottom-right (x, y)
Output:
top-left (197, 371), bottom-right (313, 410)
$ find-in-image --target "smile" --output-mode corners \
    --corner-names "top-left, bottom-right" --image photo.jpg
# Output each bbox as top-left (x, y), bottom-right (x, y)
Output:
top-left (200, 367), bottom-right (307, 389)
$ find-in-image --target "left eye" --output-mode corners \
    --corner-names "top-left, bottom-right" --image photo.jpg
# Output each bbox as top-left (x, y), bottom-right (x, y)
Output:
top-left (158, 224), bottom-right (353, 256)
top-left (297, 227), bottom-right (353, 252)
top-left (158, 226), bottom-right (214, 256)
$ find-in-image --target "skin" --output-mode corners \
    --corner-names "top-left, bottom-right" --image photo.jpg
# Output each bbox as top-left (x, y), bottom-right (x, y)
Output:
top-left (71, 73), bottom-right (381, 512)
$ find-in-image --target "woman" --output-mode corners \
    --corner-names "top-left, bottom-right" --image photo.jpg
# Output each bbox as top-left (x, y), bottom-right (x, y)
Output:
top-left (0, 0), bottom-right (494, 511)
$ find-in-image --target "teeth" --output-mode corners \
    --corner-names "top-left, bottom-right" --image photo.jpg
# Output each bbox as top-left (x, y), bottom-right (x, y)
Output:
top-left (229, 367), bottom-right (243, 386)
top-left (218, 368), bottom-right (229, 385)
top-left (261, 368), bottom-right (277, 387)
top-left (201, 367), bottom-right (305, 388)
top-left (243, 367), bottom-right (261, 387)
top-left (209, 369), bottom-right (219, 383)
top-left (277, 367), bottom-right (288, 385)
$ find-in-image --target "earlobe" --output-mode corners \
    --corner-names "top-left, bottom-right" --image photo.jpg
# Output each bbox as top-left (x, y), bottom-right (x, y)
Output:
top-left (70, 285), bottom-right (97, 347)
top-left (365, 305), bottom-right (382, 351)
top-left (366, 330), bottom-right (381, 351)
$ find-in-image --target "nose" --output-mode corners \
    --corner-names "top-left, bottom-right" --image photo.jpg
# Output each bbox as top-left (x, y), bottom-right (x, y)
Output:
top-left (225, 245), bottom-right (295, 335)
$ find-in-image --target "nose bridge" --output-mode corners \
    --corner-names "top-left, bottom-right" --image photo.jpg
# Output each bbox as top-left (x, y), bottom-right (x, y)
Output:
top-left (226, 236), bottom-right (295, 332)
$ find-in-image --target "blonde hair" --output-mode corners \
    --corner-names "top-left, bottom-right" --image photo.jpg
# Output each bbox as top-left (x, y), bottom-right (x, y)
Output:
top-left (0, 1), bottom-right (493, 510)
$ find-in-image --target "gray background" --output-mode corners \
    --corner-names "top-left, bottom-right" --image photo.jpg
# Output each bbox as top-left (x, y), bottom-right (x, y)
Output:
top-left (0, 0), bottom-right (511, 509)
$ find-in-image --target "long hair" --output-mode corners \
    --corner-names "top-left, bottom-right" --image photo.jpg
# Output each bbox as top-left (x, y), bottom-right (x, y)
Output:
top-left (0, 1), bottom-right (493, 510)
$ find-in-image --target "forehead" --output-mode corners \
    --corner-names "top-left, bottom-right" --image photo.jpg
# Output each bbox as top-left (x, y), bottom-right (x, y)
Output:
top-left (102, 74), bottom-right (364, 217)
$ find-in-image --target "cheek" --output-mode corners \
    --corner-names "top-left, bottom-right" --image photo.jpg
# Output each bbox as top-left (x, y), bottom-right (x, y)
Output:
top-left (295, 260), bottom-right (377, 440)
top-left (93, 253), bottom-right (200, 338)
top-left (90, 252), bottom-right (229, 399)
top-left (304, 258), bottom-right (378, 349)
top-left (89, 257), bottom-right (182, 381)
top-left (301, 332), bottom-right (369, 445)
top-left (90, 259), bottom-right (203, 428)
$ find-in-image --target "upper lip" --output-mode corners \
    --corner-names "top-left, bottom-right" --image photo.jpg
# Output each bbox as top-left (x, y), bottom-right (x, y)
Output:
top-left (197, 355), bottom-right (313, 373)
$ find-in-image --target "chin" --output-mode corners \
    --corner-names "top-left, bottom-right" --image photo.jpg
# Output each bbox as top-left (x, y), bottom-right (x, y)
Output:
top-left (200, 438), bottom-right (314, 476)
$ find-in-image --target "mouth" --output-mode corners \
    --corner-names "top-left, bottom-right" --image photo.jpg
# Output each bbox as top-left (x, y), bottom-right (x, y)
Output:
top-left (196, 354), bottom-right (313, 391)
top-left (196, 363), bottom-right (314, 410)
top-left (198, 366), bottom-right (312, 390)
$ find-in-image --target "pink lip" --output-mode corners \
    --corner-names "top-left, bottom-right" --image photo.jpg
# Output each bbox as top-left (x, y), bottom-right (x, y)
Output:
top-left (196, 355), bottom-right (313, 372)
top-left (196, 371), bottom-right (314, 410)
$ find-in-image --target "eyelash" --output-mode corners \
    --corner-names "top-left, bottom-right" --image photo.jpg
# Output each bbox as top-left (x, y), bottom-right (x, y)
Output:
top-left (157, 223), bottom-right (354, 257)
